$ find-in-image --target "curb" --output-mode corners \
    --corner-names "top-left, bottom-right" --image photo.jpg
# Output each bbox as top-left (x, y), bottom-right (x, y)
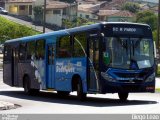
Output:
top-left (0, 101), bottom-right (15, 110)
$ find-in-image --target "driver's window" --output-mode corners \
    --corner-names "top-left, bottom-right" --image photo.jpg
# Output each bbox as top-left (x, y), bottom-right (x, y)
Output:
top-left (110, 38), bottom-right (123, 64)
top-left (140, 40), bottom-right (150, 56)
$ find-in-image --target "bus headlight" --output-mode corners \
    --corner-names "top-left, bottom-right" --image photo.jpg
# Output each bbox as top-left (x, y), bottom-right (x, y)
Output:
top-left (145, 73), bottom-right (155, 82)
top-left (101, 72), bottom-right (116, 82)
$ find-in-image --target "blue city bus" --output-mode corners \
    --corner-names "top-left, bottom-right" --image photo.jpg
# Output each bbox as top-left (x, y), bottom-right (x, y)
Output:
top-left (3, 22), bottom-right (155, 101)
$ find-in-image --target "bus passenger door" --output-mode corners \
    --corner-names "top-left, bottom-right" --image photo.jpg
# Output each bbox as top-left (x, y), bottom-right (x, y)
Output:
top-left (47, 44), bottom-right (56, 88)
top-left (88, 36), bottom-right (100, 92)
top-left (11, 49), bottom-right (18, 86)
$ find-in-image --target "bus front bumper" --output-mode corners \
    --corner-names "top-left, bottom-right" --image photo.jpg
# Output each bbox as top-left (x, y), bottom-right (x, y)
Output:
top-left (100, 80), bottom-right (155, 93)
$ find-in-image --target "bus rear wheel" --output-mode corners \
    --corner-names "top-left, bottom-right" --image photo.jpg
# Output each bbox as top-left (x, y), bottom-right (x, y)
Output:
top-left (24, 76), bottom-right (39, 95)
top-left (24, 76), bottom-right (32, 95)
top-left (77, 81), bottom-right (86, 101)
top-left (118, 92), bottom-right (129, 102)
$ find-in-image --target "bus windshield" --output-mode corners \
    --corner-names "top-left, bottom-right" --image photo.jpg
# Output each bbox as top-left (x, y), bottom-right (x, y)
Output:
top-left (103, 37), bottom-right (154, 69)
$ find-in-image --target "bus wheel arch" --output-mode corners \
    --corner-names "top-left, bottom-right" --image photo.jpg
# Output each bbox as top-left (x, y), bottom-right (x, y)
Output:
top-left (23, 74), bottom-right (39, 95)
top-left (71, 74), bottom-right (86, 101)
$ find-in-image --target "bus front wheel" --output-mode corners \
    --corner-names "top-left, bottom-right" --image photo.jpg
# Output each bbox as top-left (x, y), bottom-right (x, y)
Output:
top-left (77, 81), bottom-right (86, 101)
top-left (118, 92), bottom-right (129, 102)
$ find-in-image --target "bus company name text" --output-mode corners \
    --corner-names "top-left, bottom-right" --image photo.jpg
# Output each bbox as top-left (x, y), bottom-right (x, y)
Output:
top-left (56, 62), bottom-right (75, 74)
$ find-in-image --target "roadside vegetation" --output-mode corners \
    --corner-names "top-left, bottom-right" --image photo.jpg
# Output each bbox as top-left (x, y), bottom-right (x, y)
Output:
top-left (0, 16), bottom-right (41, 69)
top-left (0, 16), bottom-right (41, 43)
top-left (136, 10), bottom-right (158, 31)
top-left (62, 17), bottom-right (95, 28)
top-left (122, 2), bottom-right (140, 13)
top-left (156, 88), bottom-right (160, 92)
top-left (121, 2), bottom-right (158, 42)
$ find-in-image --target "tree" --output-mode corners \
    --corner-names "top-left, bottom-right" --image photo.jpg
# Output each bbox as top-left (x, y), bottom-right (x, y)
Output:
top-left (136, 10), bottom-right (158, 31)
top-left (33, 6), bottom-right (43, 24)
top-left (122, 2), bottom-right (140, 13)
top-left (153, 30), bottom-right (157, 42)
top-left (0, 16), bottom-right (40, 43)
top-left (62, 17), bottom-right (95, 29)
top-left (62, 19), bottom-right (73, 28)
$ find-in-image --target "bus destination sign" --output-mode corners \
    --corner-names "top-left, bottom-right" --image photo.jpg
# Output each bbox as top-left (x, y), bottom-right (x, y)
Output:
top-left (112, 27), bottom-right (143, 35)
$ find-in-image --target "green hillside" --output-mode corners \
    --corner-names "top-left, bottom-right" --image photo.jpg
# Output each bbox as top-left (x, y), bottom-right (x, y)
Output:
top-left (0, 16), bottom-right (41, 43)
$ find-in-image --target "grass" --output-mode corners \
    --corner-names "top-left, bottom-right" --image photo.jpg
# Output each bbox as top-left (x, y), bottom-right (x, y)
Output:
top-left (156, 65), bottom-right (160, 76)
top-left (156, 88), bottom-right (160, 92)
top-left (0, 16), bottom-right (41, 43)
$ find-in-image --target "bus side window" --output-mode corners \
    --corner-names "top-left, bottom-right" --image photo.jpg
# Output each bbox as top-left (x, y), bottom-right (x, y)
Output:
top-left (73, 32), bottom-right (86, 57)
top-left (4, 45), bottom-right (12, 62)
top-left (26, 41), bottom-right (35, 60)
top-left (18, 43), bottom-right (26, 61)
top-left (56, 36), bottom-right (72, 58)
top-left (36, 39), bottom-right (45, 60)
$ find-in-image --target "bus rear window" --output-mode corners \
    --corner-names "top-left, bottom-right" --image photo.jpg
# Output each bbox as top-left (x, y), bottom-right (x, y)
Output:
top-left (4, 45), bottom-right (12, 62)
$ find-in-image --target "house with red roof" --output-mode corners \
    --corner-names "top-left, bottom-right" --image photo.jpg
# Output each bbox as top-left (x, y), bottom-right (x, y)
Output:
top-left (97, 10), bottom-right (135, 22)
top-left (77, 0), bottom-right (135, 22)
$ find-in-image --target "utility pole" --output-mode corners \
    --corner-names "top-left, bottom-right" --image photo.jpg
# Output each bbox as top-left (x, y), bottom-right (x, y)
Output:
top-left (75, 1), bottom-right (78, 27)
top-left (158, 0), bottom-right (160, 48)
top-left (157, 0), bottom-right (160, 57)
top-left (43, 0), bottom-right (46, 33)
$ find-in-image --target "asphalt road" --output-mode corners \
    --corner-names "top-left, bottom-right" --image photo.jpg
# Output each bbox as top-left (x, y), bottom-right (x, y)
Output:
top-left (0, 71), bottom-right (160, 114)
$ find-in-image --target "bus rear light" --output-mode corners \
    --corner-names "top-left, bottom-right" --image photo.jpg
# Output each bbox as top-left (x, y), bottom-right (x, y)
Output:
top-left (146, 86), bottom-right (154, 90)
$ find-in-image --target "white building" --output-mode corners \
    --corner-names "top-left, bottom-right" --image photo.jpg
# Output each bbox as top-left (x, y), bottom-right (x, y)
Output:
top-left (77, 1), bottom-right (106, 22)
top-left (45, 1), bottom-right (77, 27)
top-left (5, 0), bottom-right (33, 16)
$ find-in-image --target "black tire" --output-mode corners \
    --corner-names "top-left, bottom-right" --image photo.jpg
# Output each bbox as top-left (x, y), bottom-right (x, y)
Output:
top-left (77, 80), bottom-right (86, 101)
top-left (24, 76), bottom-right (32, 95)
top-left (57, 91), bottom-right (70, 97)
top-left (24, 76), bottom-right (39, 95)
top-left (118, 92), bottom-right (129, 102)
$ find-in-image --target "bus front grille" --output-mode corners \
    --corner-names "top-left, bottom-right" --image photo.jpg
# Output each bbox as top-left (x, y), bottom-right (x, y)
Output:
top-left (121, 85), bottom-right (141, 91)
top-left (118, 80), bottom-right (143, 84)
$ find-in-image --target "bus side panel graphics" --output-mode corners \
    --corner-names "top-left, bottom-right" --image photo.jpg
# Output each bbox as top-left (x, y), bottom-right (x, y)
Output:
top-left (55, 58), bottom-right (87, 92)
top-left (31, 55), bottom-right (46, 89)
top-left (17, 62), bottom-right (39, 89)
